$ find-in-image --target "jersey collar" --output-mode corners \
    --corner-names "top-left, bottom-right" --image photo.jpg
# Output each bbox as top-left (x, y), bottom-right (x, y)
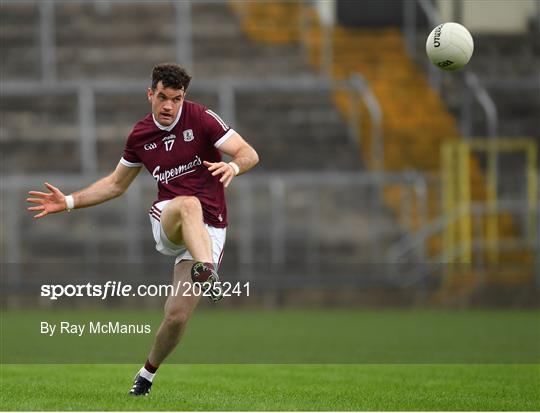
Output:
top-left (152, 105), bottom-right (182, 132)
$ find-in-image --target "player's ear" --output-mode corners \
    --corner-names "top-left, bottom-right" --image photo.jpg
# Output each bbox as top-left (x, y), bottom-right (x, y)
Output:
top-left (147, 87), bottom-right (153, 102)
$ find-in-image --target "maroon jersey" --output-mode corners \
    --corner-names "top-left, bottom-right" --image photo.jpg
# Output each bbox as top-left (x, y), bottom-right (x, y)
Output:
top-left (121, 100), bottom-right (234, 228)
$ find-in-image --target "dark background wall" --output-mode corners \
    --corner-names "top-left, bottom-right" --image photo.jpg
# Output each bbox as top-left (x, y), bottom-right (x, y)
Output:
top-left (336, 0), bottom-right (432, 27)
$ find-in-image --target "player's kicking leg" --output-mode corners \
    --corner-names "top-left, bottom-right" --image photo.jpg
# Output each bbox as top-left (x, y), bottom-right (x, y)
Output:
top-left (129, 196), bottom-right (222, 396)
top-left (130, 260), bottom-right (199, 396)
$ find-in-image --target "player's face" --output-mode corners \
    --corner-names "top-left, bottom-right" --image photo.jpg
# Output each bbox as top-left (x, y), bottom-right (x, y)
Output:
top-left (148, 81), bottom-right (185, 126)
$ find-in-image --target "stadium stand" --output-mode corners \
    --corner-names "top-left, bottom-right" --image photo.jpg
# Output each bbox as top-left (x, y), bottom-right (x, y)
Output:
top-left (1, 1), bottom-right (408, 299)
top-left (1, 1), bottom-right (537, 305)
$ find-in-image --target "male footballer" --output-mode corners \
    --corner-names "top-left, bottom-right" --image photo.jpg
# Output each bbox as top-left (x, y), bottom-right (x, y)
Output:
top-left (26, 63), bottom-right (259, 396)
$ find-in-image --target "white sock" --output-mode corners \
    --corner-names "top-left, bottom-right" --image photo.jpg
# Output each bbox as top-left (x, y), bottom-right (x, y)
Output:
top-left (139, 366), bottom-right (155, 382)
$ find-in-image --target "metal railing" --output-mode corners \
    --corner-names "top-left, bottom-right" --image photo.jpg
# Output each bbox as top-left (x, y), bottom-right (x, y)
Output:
top-left (387, 199), bottom-right (538, 262)
top-left (174, 1), bottom-right (193, 73)
top-left (9, 172), bottom-right (540, 285)
top-left (461, 72), bottom-right (499, 139)
top-left (2, 172), bottom-right (429, 285)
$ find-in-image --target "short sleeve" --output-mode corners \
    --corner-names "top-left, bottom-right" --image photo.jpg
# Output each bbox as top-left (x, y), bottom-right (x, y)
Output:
top-left (120, 135), bottom-right (143, 168)
top-left (202, 108), bottom-right (235, 148)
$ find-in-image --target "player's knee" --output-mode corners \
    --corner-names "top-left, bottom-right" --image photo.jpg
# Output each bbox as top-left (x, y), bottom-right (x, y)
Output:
top-left (163, 309), bottom-right (189, 331)
top-left (173, 196), bottom-right (201, 220)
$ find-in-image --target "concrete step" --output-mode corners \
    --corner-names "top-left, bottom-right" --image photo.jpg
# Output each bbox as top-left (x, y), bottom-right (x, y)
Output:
top-left (1, 1), bottom-right (313, 80)
top-left (0, 25), bottom-right (37, 43)
top-left (0, 3), bottom-right (38, 24)
top-left (1, 47), bottom-right (41, 78)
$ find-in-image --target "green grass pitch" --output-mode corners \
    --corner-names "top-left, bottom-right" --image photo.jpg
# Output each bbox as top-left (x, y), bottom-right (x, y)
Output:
top-left (1, 364), bottom-right (539, 410)
top-left (1, 309), bottom-right (539, 410)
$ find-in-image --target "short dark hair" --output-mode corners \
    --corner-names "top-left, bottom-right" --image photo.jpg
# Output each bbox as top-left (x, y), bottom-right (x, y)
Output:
top-left (151, 63), bottom-right (192, 91)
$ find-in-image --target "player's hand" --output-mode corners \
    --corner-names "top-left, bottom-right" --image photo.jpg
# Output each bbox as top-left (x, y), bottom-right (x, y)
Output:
top-left (26, 182), bottom-right (68, 219)
top-left (203, 161), bottom-right (236, 188)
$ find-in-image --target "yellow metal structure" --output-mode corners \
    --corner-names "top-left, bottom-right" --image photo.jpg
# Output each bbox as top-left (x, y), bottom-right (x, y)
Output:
top-left (441, 138), bottom-right (538, 266)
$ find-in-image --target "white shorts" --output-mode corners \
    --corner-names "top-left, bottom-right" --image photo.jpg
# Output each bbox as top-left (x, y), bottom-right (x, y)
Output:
top-left (149, 200), bottom-right (226, 266)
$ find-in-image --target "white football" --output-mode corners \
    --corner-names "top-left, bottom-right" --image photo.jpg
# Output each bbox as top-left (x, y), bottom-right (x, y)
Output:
top-left (426, 22), bottom-right (474, 71)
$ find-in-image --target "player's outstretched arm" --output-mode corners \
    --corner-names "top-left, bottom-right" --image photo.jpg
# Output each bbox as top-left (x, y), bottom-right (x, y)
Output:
top-left (26, 162), bottom-right (141, 219)
top-left (204, 132), bottom-right (259, 187)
